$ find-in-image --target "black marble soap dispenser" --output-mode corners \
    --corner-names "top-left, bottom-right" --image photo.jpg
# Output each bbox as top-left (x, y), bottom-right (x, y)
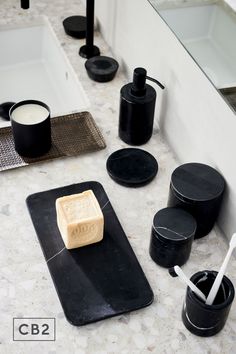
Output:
top-left (119, 67), bottom-right (164, 145)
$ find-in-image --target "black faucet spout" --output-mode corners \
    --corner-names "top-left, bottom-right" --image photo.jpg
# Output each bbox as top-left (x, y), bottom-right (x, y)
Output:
top-left (21, 0), bottom-right (30, 9)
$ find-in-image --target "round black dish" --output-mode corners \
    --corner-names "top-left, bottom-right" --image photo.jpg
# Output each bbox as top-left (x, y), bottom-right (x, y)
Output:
top-left (106, 148), bottom-right (158, 187)
top-left (149, 207), bottom-right (196, 268)
top-left (0, 102), bottom-right (16, 120)
top-left (85, 56), bottom-right (119, 82)
top-left (168, 162), bottom-right (225, 238)
top-left (63, 16), bottom-right (86, 39)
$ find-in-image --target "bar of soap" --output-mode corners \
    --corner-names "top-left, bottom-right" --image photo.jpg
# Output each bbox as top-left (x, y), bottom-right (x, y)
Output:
top-left (56, 190), bottom-right (104, 249)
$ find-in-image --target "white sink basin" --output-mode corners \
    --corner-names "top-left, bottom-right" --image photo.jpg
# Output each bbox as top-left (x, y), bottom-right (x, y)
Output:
top-left (160, 4), bottom-right (236, 89)
top-left (0, 16), bottom-right (89, 126)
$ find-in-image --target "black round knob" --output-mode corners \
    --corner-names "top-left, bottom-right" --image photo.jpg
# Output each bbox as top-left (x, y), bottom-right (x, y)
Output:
top-left (0, 102), bottom-right (16, 121)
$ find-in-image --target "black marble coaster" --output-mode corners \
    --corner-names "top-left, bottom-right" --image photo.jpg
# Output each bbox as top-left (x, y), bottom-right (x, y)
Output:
top-left (26, 181), bottom-right (153, 326)
top-left (106, 148), bottom-right (158, 187)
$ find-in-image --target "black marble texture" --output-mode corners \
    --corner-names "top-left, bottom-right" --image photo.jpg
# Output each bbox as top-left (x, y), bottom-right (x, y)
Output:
top-left (168, 163), bottom-right (225, 238)
top-left (85, 56), bottom-right (119, 82)
top-left (149, 207), bottom-right (196, 268)
top-left (106, 148), bottom-right (158, 187)
top-left (26, 181), bottom-right (153, 326)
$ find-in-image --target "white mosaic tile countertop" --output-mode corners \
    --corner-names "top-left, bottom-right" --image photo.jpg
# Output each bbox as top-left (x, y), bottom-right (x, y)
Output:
top-left (0, 1), bottom-right (236, 353)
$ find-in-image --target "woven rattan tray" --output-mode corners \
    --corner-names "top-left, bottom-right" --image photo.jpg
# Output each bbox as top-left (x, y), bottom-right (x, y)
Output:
top-left (0, 111), bottom-right (106, 171)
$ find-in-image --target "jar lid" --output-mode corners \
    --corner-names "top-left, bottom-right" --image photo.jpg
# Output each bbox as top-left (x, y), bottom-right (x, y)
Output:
top-left (171, 163), bottom-right (225, 202)
top-left (152, 207), bottom-right (197, 244)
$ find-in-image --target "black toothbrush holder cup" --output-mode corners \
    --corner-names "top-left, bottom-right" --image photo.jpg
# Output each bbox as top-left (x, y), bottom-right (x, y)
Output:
top-left (182, 270), bottom-right (235, 337)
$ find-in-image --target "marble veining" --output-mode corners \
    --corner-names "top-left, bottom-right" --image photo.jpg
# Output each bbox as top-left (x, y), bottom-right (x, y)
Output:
top-left (46, 247), bottom-right (66, 264)
top-left (0, 0), bottom-right (235, 353)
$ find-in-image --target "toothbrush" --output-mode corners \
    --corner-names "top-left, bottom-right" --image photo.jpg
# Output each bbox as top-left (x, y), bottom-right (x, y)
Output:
top-left (205, 233), bottom-right (236, 306)
top-left (169, 265), bottom-right (206, 302)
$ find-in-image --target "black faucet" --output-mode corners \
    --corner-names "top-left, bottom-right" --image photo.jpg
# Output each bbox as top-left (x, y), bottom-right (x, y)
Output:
top-left (21, 0), bottom-right (30, 9)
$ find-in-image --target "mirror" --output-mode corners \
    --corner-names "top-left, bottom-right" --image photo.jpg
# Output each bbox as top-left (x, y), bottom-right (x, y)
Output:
top-left (148, 0), bottom-right (236, 112)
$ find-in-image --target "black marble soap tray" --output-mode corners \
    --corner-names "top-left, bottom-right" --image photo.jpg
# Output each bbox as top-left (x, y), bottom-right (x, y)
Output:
top-left (26, 181), bottom-right (154, 326)
top-left (0, 112), bottom-right (106, 172)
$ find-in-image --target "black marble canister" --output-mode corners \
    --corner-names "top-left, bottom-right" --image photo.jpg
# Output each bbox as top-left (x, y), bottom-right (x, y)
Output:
top-left (168, 163), bottom-right (225, 238)
top-left (182, 270), bottom-right (235, 337)
top-left (149, 207), bottom-right (196, 268)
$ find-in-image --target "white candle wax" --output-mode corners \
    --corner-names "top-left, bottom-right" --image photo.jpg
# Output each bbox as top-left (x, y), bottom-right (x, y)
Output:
top-left (11, 104), bottom-right (49, 125)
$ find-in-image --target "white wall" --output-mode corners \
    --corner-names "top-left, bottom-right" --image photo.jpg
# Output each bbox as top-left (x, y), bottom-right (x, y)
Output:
top-left (92, 0), bottom-right (236, 240)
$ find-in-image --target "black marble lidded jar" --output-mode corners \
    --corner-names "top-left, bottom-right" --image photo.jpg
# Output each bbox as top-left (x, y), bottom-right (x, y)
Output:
top-left (149, 207), bottom-right (197, 268)
top-left (168, 163), bottom-right (225, 239)
top-left (182, 270), bottom-right (235, 337)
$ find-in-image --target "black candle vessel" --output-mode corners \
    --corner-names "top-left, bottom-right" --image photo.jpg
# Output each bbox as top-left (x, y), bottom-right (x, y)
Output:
top-left (10, 100), bottom-right (51, 158)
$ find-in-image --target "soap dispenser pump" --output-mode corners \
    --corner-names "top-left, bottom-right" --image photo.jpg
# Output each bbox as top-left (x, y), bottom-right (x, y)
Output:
top-left (119, 67), bottom-right (164, 145)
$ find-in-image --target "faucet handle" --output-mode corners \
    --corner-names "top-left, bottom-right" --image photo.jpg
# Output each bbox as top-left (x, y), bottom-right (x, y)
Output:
top-left (21, 0), bottom-right (30, 9)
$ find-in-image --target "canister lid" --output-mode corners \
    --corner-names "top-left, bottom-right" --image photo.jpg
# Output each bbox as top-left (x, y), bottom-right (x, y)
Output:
top-left (170, 163), bottom-right (225, 202)
top-left (152, 207), bottom-right (197, 244)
